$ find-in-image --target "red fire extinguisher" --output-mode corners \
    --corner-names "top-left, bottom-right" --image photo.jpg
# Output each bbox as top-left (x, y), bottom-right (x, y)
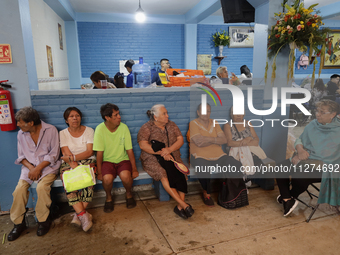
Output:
top-left (0, 80), bottom-right (16, 131)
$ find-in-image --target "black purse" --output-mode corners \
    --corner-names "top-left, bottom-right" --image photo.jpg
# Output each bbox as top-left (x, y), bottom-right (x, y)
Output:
top-left (218, 178), bottom-right (249, 209)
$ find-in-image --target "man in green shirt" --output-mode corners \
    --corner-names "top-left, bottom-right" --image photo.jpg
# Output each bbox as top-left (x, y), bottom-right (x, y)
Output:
top-left (93, 103), bottom-right (139, 213)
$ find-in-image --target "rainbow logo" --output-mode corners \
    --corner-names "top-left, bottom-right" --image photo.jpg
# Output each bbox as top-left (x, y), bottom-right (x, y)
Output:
top-left (197, 82), bottom-right (223, 106)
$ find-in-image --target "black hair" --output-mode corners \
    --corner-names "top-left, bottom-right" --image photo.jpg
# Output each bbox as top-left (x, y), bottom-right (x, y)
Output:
top-left (63, 107), bottom-right (82, 126)
top-left (160, 58), bottom-right (169, 64)
top-left (124, 59), bottom-right (135, 69)
top-left (100, 103), bottom-right (119, 121)
top-left (240, 65), bottom-right (251, 78)
top-left (330, 74), bottom-right (340, 80)
top-left (114, 72), bottom-right (126, 88)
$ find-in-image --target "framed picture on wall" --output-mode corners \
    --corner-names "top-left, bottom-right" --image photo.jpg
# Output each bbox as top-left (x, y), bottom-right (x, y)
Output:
top-left (229, 26), bottom-right (254, 48)
top-left (58, 23), bottom-right (63, 50)
top-left (323, 30), bottom-right (340, 69)
top-left (46, 45), bottom-right (54, 77)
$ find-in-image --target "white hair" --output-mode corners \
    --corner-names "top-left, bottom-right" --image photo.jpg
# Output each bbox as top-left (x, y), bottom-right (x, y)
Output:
top-left (147, 104), bottom-right (165, 120)
top-left (216, 66), bottom-right (227, 78)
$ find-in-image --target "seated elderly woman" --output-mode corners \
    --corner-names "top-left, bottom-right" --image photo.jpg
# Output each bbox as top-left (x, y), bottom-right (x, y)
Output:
top-left (276, 99), bottom-right (340, 217)
top-left (188, 103), bottom-right (243, 206)
top-left (59, 107), bottom-right (96, 232)
top-left (216, 66), bottom-right (241, 85)
top-left (223, 107), bottom-right (274, 190)
top-left (138, 104), bottom-right (194, 220)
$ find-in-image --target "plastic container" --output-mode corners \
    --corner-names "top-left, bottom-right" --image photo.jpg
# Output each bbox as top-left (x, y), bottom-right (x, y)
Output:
top-left (132, 63), bottom-right (151, 88)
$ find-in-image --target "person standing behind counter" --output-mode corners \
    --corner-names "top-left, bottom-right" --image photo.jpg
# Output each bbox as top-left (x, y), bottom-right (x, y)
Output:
top-left (90, 71), bottom-right (116, 89)
top-left (124, 59), bottom-right (135, 88)
top-left (151, 58), bottom-right (171, 85)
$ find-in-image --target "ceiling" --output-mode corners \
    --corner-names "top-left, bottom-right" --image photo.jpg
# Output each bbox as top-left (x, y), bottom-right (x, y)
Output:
top-left (68, 0), bottom-right (340, 20)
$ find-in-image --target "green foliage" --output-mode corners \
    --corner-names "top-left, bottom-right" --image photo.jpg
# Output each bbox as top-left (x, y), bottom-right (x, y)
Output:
top-left (267, 0), bottom-right (330, 59)
top-left (212, 29), bottom-right (230, 47)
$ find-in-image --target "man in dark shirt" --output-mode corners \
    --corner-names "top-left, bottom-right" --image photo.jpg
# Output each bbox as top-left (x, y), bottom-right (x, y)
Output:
top-left (151, 58), bottom-right (170, 85)
top-left (326, 74), bottom-right (340, 96)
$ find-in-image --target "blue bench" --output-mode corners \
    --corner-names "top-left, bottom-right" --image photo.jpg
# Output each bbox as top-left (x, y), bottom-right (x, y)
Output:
top-left (29, 168), bottom-right (172, 208)
top-left (29, 157), bottom-right (276, 208)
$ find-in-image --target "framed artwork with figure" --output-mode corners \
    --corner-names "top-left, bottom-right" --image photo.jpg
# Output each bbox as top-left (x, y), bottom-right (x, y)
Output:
top-left (323, 30), bottom-right (340, 69)
top-left (229, 26), bottom-right (254, 48)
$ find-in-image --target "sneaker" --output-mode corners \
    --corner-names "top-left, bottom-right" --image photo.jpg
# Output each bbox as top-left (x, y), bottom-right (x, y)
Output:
top-left (277, 195), bottom-right (283, 204)
top-left (203, 196), bottom-right (215, 206)
top-left (71, 213), bottom-right (81, 227)
top-left (71, 213), bottom-right (92, 227)
top-left (78, 211), bottom-right (93, 232)
top-left (283, 198), bottom-right (299, 217)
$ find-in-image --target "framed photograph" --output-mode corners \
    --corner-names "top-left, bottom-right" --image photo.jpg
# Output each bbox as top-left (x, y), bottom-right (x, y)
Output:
top-left (229, 26), bottom-right (254, 48)
top-left (58, 23), bottom-right (63, 50)
top-left (323, 30), bottom-right (340, 69)
top-left (46, 45), bottom-right (54, 77)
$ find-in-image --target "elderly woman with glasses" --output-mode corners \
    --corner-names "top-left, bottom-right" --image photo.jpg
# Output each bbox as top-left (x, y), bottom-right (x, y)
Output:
top-left (138, 104), bottom-right (194, 219)
top-left (276, 99), bottom-right (340, 217)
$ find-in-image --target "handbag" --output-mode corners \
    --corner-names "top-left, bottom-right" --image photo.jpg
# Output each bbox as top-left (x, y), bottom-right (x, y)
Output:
top-left (63, 165), bottom-right (96, 192)
top-left (218, 178), bottom-right (249, 209)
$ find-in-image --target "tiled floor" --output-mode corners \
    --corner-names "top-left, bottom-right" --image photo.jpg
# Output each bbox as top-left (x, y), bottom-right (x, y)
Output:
top-left (1, 185), bottom-right (339, 255)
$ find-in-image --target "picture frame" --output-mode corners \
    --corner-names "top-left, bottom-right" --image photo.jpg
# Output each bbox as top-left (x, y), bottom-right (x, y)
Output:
top-left (58, 23), bottom-right (63, 50)
top-left (229, 26), bottom-right (254, 48)
top-left (323, 30), bottom-right (340, 69)
top-left (46, 45), bottom-right (54, 77)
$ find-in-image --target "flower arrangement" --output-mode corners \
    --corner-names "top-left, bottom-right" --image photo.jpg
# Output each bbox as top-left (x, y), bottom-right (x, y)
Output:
top-left (265, 0), bottom-right (330, 85)
top-left (212, 30), bottom-right (230, 47)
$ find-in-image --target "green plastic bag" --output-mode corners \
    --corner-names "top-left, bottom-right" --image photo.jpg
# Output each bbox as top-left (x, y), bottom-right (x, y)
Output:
top-left (63, 165), bottom-right (96, 192)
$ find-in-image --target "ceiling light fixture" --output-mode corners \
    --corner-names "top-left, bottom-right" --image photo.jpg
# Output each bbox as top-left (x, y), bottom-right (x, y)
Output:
top-left (135, 0), bottom-right (146, 23)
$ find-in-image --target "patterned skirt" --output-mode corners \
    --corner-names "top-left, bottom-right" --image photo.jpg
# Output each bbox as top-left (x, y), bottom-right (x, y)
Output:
top-left (59, 158), bottom-right (96, 206)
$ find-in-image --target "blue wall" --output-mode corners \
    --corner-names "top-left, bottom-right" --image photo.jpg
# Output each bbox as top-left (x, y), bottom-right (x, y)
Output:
top-left (197, 24), bottom-right (254, 77)
top-left (77, 22), bottom-right (185, 78)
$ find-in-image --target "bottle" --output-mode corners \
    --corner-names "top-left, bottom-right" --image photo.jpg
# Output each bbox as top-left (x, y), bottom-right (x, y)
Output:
top-left (139, 57), bottom-right (143, 64)
top-left (132, 62), bottom-right (151, 88)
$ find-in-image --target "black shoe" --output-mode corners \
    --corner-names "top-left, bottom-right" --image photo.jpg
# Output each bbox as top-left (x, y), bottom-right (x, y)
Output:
top-left (184, 204), bottom-right (195, 218)
top-left (203, 196), bottom-right (215, 207)
top-left (283, 198), bottom-right (299, 217)
top-left (8, 221), bottom-right (27, 241)
top-left (126, 197), bottom-right (136, 209)
top-left (174, 206), bottom-right (188, 219)
top-left (104, 201), bottom-right (114, 213)
top-left (276, 195), bottom-right (283, 204)
top-left (37, 219), bottom-right (52, 236)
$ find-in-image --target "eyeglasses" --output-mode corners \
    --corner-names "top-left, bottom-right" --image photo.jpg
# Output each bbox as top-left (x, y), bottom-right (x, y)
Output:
top-left (315, 110), bottom-right (331, 115)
